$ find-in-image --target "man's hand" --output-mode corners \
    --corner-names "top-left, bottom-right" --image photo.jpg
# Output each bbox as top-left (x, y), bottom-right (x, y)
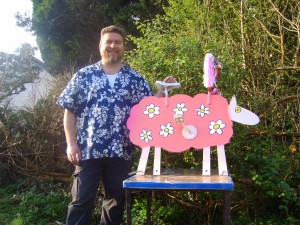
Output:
top-left (163, 75), bottom-right (176, 83)
top-left (155, 76), bottom-right (178, 97)
top-left (66, 142), bottom-right (82, 165)
top-left (64, 109), bottom-right (81, 165)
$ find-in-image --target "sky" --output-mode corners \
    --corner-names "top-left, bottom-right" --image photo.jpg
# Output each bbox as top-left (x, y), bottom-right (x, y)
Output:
top-left (0, 0), bottom-right (42, 60)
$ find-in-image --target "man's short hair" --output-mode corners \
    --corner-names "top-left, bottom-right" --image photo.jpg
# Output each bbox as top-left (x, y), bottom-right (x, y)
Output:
top-left (100, 25), bottom-right (126, 42)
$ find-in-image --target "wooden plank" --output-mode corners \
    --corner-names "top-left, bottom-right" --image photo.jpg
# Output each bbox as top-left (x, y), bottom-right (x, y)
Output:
top-left (153, 147), bottom-right (161, 175)
top-left (217, 145), bottom-right (228, 175)
top-left (202, 147), bottom-right (211, 175)
top-left (124, 169), bottom-right (234, 190)
top-left (136, 146), bottom-right (151, 175)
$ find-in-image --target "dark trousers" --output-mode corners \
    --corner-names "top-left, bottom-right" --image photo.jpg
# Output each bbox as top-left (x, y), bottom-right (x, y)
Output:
top-left (66, 158), bottom-right (132, 225)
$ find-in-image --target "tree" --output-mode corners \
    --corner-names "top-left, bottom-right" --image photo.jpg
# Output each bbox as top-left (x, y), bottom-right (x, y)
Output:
top-left (17, 0), bottom-right (167, 74)
top-left (0, 44), bottom-right (41, 105)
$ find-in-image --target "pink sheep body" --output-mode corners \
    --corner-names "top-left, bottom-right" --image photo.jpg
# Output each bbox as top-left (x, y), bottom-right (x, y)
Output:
top-left (127, 94), bottom-right (233, 152)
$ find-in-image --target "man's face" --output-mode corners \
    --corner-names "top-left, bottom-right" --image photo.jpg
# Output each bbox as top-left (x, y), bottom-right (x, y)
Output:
top-left (100, 32), bottom-right (124, 65)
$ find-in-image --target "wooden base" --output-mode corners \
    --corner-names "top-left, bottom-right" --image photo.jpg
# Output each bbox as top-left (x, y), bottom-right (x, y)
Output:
top-left (137, 145), bottom-right (228, 176)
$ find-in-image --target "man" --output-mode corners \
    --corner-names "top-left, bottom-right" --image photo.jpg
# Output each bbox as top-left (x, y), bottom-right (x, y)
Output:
top-left (57, 25), bottom-right (175, 225)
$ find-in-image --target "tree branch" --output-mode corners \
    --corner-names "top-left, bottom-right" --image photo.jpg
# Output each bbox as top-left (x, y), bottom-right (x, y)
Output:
top-left (273, 66), bottom-right (300, 71)
top-left (248, 130), bottom-right (300, 138)
top-left (277, 95), bottom-right (300, 104)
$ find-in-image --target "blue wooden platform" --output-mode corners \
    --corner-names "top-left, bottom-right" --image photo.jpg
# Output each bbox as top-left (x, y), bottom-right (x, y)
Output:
top-left (123, 168), bottom-right (234, 190)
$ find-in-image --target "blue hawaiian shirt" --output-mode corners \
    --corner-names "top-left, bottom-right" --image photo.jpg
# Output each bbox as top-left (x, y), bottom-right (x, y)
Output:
top-left (57, 61), bottom-right (153, 160)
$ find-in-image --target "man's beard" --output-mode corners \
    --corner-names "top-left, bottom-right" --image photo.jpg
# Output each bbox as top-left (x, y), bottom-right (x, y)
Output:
top-left (102, 51), bottom-right (123, 65)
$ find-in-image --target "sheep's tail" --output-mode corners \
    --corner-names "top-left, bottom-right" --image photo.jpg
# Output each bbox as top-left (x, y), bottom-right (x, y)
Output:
top-left (203, 53), bottom-right (216, 104)
top-left (203, 53), bottom-right (215, 88)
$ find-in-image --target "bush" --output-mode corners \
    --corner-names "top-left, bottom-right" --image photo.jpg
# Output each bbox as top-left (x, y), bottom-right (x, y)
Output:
top-left (0, 71), bottom-right (74, 182)
top-left (0, 178), bottom-right (70, 225)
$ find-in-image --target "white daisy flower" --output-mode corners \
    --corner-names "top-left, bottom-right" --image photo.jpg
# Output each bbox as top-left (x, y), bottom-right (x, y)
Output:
top-left (143, 103), bottom-right (160, 118)
top-left (209, 120), bottom-right (226, 135)
top-left (196, 104), bottom-right (210, 117)
top-left (159, 123), bottom-right (174, 138)
top-left (139, 129), bottom-right (153, 143)
top-left (173, 103), bottom-right (188, 115)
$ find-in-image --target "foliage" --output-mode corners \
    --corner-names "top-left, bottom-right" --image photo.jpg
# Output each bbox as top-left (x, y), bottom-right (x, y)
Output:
top-left (130, 195), bottom-right (186, 225)
top-left (125, 0), bottom-right (300, 224)
top-left (0, 178), bottom-right (70, 225)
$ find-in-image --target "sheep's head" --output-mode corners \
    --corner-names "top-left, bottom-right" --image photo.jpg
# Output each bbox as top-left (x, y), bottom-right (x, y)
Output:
top-left (229, 95), bottom-right (260, 125)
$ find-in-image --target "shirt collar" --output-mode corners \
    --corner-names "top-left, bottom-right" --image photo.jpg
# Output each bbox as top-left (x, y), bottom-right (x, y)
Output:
top-left (99, 60), bottom-right (126, 75)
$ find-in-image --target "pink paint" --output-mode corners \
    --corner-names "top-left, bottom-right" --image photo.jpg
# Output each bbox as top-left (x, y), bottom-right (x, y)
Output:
top-left (127, 94), bottom-right (233, 152)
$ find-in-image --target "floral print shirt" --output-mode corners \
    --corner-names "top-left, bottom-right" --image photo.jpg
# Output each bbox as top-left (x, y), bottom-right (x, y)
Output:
top-left (57, 61), bottom-right (153, 160)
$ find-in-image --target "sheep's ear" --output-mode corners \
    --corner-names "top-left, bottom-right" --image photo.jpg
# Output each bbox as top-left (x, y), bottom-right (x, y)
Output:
top-left (229, 95), bottom-right (237, 106)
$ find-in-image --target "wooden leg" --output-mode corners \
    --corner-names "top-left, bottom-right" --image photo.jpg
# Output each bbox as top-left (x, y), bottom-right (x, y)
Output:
top-left (146, 190), bottom-right (152, 225)
top-left (222, 191), bottom-right (231, 225)
top-left (153, 147), bottom-right (161, 175)
top-left (126, 189), bottom-right (131, 225)
top-left (202, 147), bottom-right (211, 175)
top-left (217, 145), bottom-right (228, 175)
top-left (137, 146), bottom-right (151, 175)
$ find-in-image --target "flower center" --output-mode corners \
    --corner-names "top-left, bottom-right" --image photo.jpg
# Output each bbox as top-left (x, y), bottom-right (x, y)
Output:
top-left (213, 124), bottom-right (220, 130)
top-left (148, 108), bottom-right (155, 113)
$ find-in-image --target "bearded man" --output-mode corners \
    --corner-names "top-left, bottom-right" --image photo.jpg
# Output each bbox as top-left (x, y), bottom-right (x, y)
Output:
top-left (57, 25), bottom-right (175, 225)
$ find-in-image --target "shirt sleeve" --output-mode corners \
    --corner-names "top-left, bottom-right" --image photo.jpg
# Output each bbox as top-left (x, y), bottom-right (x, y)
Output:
top-left (56, 72), bottom-right (81, 115)
top-left (145, 77), bottom-right (154, 94)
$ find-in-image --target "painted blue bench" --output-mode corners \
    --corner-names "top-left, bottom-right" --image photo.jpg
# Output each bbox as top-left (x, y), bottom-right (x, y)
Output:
top-left (123, 169), bottom-right (234, 225)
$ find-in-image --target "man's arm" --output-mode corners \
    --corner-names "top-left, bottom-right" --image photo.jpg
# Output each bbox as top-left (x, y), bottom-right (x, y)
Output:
top-left (64, 109), bottom-right (81, 165)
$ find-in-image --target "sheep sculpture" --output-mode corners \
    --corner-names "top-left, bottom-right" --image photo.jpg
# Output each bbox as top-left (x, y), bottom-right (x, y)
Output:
top-left (127, 53), bottom-right (260, 176)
